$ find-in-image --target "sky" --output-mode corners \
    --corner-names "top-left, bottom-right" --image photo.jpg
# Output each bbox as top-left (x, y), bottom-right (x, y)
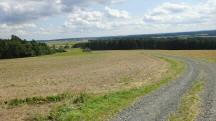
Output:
top-left (0, 0), bottom-right (215, 40)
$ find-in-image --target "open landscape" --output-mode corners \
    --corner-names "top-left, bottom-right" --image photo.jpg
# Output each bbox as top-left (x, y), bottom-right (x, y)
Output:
top-left (0, 49), bottom-right (172, 121)
top-left (1, 0), bottom-right (216, 121)
top-left (0, 48), bottom-right (178, 120)
top-left (0, 48), bottom-right (216, 121)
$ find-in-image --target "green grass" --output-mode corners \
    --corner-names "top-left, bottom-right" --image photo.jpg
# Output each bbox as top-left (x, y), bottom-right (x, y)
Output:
top-left (207, 58), bottom-right (216, 63)
top-left (46, 41), bottom-right (76, 48)
top-left (48, 48), bottom-right (103, 58)
top-left (5, 93), bottom-right (69, 107)
top-left (168, 81), bottom-right (204, 121)
top-left (33, 56), bottom-right (185, 121)
top-left (52, 48), bottom-right (89, 57)
top-left (41, 48), bottom-right (97, 58)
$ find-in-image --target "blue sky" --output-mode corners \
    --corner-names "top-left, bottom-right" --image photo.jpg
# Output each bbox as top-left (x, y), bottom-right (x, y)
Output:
top-left (0, 0), bottom-right (215, 40)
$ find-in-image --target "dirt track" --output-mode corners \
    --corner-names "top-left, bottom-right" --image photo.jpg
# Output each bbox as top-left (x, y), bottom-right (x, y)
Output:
top-left (197, 61), bottom-right (216, 120)
top-left (112, 55), bottom-right (216, 121)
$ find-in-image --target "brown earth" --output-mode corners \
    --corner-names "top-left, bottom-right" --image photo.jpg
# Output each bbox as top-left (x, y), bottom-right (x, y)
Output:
top-left (158, 50), bottom-right (216, 62)
top-left (0, 50), bottom-right (169, 121)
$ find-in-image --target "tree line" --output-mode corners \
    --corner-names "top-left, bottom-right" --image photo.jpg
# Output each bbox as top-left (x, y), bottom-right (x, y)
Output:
top-left (0, 35), bottom-right (65, 59)
top-left (75, 37), bottom-right (216, 50)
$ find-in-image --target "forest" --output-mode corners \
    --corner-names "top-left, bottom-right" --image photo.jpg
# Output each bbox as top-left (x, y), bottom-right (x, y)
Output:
top-left (0, 35), bottom-right (65, 59)
top-left (76, 37), bottom-right (216, 50)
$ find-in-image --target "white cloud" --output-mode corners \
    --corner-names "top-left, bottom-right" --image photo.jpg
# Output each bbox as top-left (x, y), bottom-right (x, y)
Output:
top-left (64, 7), bottom-right (142, 32)
top-left (64, 8), bottom-right (106, 30)
top-left (0, 0), bottom-right (62, 24)
top-left (0, 23), bottom-right (37, 38)
top-left (110, 0), bottom-right (126, 4)
top-left (0, 0), bottom-right (215, 39)
top-left (105, 7), bottom-right (130, 19)
top-left (143, 0), bottom-right (216, 25)
top-left (0, 0), bottom-right (130, 39)
top-left (0, 0), bottom-right (125, 24)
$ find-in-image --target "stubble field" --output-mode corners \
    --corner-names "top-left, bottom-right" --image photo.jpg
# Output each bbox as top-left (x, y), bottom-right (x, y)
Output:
top-left (1, 49), bottom-right (215, 121)
top-left (159, 50), bottom-right (216, 62)
top-left (0, 49), bottom-right (169, 121)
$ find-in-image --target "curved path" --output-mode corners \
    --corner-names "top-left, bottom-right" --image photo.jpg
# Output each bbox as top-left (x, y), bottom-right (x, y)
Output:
top-left (197, 61), bottom-right (216, 121)
top-left (112, 56), bottom-right (216, 121)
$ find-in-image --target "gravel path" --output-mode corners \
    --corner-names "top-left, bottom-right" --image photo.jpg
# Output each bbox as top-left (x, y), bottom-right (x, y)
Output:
top-left (112, 56), bottom-right (216, 121)
top-left (197, 61), bottom-right (216, 121)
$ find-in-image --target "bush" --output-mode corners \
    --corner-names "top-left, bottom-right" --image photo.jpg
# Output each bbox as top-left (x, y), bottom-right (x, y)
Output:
top-left (82, 48), bottom-right (91, 53)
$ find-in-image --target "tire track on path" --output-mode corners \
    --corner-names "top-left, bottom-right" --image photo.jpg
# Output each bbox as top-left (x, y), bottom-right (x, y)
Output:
top-left (112, 56), bottom-right (201, 121)
top-left (197, 61), bottom-right (216, 121)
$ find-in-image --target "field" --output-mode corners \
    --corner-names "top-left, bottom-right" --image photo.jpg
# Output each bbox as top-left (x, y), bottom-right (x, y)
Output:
top-left (45, 41), bottom-right (78, 48)
top-left (0, 49), bottom-right (170, 121)
top-left (1, 49), bottom-right (215, 121)
top-left (158, 50), bottom-right (216, 62)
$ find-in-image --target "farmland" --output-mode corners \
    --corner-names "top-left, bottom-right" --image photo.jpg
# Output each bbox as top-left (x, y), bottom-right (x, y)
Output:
top-left (0, 49), bottom-right (174, 121)
top-left (1, 48), bottom-right (216, 121)
top-left (158, 50), bottom-right (216, 62)
top-left (1, 0), bottom-right (216, 120)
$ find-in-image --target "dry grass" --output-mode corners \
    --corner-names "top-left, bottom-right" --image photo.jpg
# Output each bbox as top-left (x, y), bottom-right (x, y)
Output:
top-left (168, 81), bottom-right (204, 121)
top-left (0, 102), bottom-right (60, 121)
top-left (158, 50), bottom-right (216, 62)
top-left (0, 50), bottom-right (169, 121)
top-left (0, 50), bottom-right (168, 101)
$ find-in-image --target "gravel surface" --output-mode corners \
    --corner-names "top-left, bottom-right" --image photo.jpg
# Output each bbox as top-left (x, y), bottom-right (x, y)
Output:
top-left (197, 61), bottom-right (216, 121)
top-left (112, 56), bottom-right (216, 121)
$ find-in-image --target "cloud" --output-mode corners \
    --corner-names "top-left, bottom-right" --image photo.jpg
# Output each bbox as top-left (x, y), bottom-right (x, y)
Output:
top-left (143, 1), bottom-right (216, 25)
top-left (64, 7), bottom-right (142, 32)
top-left (0, 23), bottom-right (37, 38)
top-left (110, 0), bottom-right (126, 4)
top-left (0, 0), bottom-right (215, 39)
top-left (0, 0), bottom-right (125, 24)
top-left (64, 8), bottom-right (107, 30)
top-left (105, 7), bottom-right (130, 19)
top-left (0, 0), bottom-right (131, 39)
top-left (0, 0), bottom-right (62, 24)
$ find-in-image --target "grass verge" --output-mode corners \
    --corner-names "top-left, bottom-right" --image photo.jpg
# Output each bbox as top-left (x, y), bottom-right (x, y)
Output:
top-left (51, 48), bottom-right (91, 57)
top-left (33, 56), bottom-right (185, 121)
top-left (207, 58), bottom-right (216, 63)
top-left (168, 81), bottom-right (204, 121)
top-left (5, 93), bottom-right (69, 107)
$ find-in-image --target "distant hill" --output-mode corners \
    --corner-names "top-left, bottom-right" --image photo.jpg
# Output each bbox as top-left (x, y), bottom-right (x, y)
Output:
top-left (38, 30), bottom-right (216, 42)
top-left (145, 30), bottom-right (216, 37)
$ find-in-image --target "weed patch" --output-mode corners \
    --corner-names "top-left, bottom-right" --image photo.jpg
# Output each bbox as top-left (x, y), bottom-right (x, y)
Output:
top-left (5, 93), bottom-right (69, 107)
top-left (168, 81), bottom-right (204, 121)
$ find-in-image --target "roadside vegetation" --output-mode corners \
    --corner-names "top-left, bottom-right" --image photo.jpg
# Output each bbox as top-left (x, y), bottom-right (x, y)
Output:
top-left (5, 93), bottom-right (69, 107)
top-left (168, 80), bottom-right (204, 121)
top-left (32, 55), bottom-right (185, 121)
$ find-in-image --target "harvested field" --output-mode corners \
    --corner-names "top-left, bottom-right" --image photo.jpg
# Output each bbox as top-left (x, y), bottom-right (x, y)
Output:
top-left (158, 50), bottom-right (216, 62)
top-left (0, 50), bottom-right (168, 101)
top-left (0, 49), bottom-right (169, 121)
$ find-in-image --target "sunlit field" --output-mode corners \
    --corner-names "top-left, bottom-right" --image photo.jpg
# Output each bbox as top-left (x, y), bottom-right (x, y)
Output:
top-left (158, 50), bottom-right (216, 62)
top-left (0, 49), bottom-right (170, 121)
